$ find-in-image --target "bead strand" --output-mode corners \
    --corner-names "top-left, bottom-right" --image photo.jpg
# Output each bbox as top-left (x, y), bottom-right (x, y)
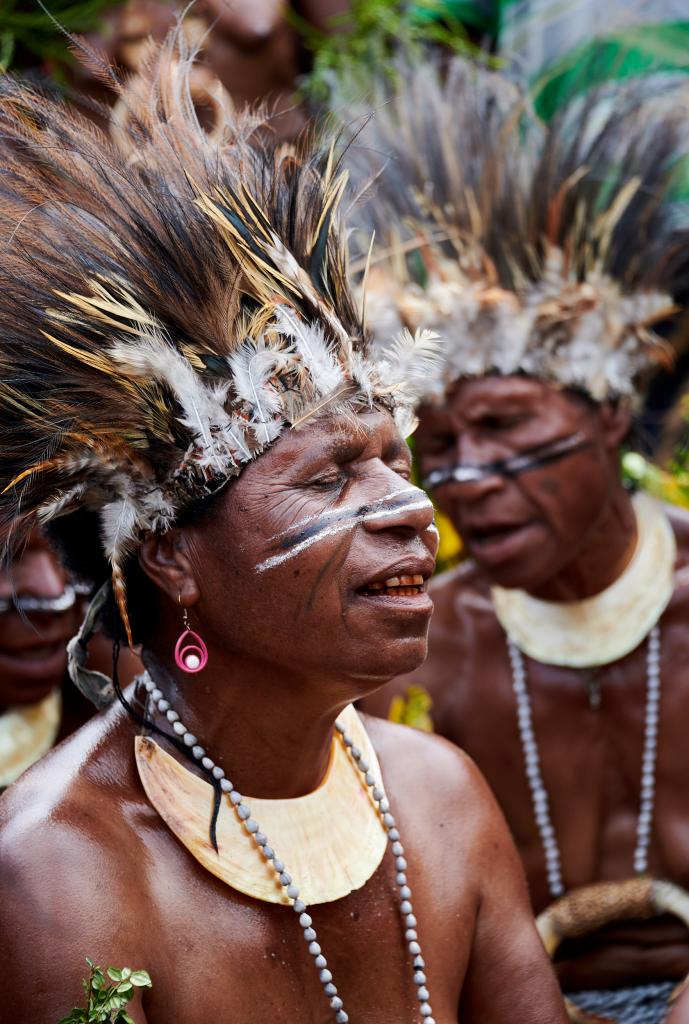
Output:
top-left (142, 675), bottom-right (349, 1021)
top-left (634, 624), bottom-right (661, 876)
top-left (507, 624), bottom-right (661, 900)
top-left (336, 722), bottom-right (435, 1023)
top-left (507, 640), bottom-right (564, 899)
top-left (142, 673), bottom-right (430, 1022)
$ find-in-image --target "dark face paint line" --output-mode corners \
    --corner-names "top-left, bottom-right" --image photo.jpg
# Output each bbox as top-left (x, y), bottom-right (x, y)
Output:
top-left (305, 535), bottom-right (350, 614)
top-left (422, 431), bottom-right (592, 490)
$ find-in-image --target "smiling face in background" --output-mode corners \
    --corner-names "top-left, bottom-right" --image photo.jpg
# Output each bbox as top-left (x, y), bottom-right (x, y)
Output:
top-left (415, 375), bottom-right (630, 593)
top-left (0, 531), bottom-right (80, 709)
top-left (159, 408), bottom-right (438, 694)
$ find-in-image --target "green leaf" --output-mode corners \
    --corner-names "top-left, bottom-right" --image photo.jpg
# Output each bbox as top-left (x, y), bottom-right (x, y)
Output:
top-left (90, 967), bottom-right (106, 991)
top-left (61, 958), bottom-right (152, 1023)
top-left (129, 971), bottom-right (152, 988)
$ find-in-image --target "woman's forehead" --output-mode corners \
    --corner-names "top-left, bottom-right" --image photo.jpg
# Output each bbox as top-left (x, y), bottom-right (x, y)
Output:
top-left (273, 407), bottom-right (402, 460)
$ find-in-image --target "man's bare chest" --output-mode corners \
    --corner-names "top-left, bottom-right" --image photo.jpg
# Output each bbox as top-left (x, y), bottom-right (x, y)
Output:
top-left (432, 611), bottom-right (689, 896)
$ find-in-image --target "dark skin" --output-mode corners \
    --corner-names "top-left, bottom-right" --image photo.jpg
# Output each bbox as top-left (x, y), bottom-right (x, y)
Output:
top-left (0, 409), bottom-right (566, 1023)
top-left (365, 376), bottom-right (689, 1001)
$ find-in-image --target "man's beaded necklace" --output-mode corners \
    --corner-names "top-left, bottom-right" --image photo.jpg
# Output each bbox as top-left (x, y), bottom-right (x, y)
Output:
top-left (507, 625), bottom-right (661, 899)
top-left (139, 672), bottom-right (435, 1023)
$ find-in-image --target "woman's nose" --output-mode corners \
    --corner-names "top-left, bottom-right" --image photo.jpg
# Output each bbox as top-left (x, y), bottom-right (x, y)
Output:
top-left (362, 482), bottom-right (436, 540)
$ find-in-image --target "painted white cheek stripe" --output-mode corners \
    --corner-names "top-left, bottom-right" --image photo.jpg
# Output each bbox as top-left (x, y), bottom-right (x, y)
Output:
top-left (267, 487), bottom-right (420, 543)
top-left (256, 494), bottom-right (435, 573)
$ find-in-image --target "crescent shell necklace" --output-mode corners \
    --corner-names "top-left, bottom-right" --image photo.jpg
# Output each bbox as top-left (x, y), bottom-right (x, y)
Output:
top-left (135, 672), bottom-right (436, 1023)
top-left (491, 492), bottom-right (675, 668)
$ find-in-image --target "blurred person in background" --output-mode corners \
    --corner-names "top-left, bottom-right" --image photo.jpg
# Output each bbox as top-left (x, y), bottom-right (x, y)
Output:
top-left (355, 59), bottom-right (689, 1024)
top-left (1, 0), bottom-right (349, 136)
top-left (0, 530), bottom-right (90, 789)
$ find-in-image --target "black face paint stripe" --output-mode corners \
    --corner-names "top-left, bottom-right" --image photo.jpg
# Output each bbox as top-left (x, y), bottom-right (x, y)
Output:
top-left (278, 490), bottom-right (424, 552)
top-left (423, 432), bottom-right (593, 489)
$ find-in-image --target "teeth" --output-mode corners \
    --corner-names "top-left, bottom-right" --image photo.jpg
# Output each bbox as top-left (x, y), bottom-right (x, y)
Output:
top-left (383, 574), bottom-right (424, 587)
top-left (365, 574), bottom-right (425, 592)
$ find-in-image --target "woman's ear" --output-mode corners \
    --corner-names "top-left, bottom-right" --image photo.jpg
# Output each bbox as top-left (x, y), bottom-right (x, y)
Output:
top-left (599, 401), bottom-right (633, 451)
top-left (139, 530), bottom-right (200, 607)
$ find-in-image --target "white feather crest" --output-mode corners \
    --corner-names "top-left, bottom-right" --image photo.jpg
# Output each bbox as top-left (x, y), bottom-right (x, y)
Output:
top-left (109, 329), bottom-right (250, 465)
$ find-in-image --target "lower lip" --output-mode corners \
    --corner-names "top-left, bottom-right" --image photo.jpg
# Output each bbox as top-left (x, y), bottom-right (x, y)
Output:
top-left (355, 591), bottom-right (433, 617)
top-left (468, 523), bottom-right (538, 565)
top-left (0, 642), bottom-right (68, 680)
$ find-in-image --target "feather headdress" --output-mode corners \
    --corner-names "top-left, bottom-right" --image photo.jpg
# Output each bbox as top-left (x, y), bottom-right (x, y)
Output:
top-left (347, 58), bottom-right (689, 406)
top-left (0, 33), bottom-right (434, 645)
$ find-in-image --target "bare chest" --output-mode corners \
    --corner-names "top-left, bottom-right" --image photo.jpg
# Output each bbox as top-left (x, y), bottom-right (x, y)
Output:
top-left (129, 830), bottom-right (471, 1023)
top-left (430, 610), bottom-right (689, 908)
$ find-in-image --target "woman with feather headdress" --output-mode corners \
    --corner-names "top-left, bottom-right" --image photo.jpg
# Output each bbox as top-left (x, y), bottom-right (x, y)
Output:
top-left (355, 56), bottom-right (689, 1024)
top-left (0, 33), bottom-right (566, 1024)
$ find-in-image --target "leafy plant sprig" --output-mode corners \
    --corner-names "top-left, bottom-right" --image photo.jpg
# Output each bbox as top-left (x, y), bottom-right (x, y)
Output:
top-left (292, 0), bottom-right (479, 104)
top-left (58, 959), bottom-right (152, 1024)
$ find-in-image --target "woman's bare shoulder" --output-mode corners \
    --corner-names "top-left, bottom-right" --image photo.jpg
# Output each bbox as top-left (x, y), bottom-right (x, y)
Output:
top-left (362, 715), bottom-right (503, 835)
top-left (0, 706), bottom-right (156, 935)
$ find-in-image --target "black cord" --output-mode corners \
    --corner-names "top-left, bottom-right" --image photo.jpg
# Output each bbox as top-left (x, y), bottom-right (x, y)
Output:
top-left (111, 639), bottom-right (222, 853)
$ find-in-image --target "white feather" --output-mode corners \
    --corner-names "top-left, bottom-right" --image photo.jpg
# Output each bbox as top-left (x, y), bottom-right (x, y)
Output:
top-left (100, 497), bottom-right (141, 562)
top-left (349, 351), bottom-right (376, 407)
top-left (36, 483), bottom-right (86, 523)
top-left (273, 305), bottom-right (345, 398)
top-left (229, 339), bottom-right (285, 445)
top-left (376, 327), bottom-right (443, 400)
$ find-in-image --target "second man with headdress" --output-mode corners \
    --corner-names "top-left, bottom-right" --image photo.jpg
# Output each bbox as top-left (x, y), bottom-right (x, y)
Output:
top-left (356, 58), bottom-right (689, 1024)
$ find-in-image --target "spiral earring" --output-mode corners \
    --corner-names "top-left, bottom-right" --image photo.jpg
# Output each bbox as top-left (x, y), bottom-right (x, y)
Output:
top-left (174, 605), bottom-right (208, 674)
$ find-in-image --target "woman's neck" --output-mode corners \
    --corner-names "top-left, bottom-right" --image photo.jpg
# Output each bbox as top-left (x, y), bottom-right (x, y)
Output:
top-left (142, 649), bottom-right (349, 800)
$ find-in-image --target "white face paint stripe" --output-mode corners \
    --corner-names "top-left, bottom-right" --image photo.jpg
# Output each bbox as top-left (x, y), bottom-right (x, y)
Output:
top-left (266, 486), bottom-right (422, 543)
top-left (256, 495), bottom-right (435, 573)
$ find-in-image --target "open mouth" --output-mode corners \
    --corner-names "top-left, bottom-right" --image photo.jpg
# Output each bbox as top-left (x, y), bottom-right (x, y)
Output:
top-left (1, 642), bottom-right (66, 662)
top-left (470, 524), bottom-right (524, 543)
top-left (359, 574), bottom-right (427, 598)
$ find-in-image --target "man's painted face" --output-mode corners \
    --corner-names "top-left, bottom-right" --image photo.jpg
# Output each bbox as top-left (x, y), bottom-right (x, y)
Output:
top-left (182, 409), bottom-right (438, 692)
top-left (0, 531), bottom-right (80, 707)
top-left (415, 376), bottom-right (625, 592)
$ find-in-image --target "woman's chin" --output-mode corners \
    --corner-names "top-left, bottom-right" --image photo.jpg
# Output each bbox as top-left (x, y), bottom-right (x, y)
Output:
top-left (349, 639), bottom-right (428, 690)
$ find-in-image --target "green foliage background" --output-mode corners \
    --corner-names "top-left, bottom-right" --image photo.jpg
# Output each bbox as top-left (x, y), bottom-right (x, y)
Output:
top-left (0, 0), bottom-right (126, 77)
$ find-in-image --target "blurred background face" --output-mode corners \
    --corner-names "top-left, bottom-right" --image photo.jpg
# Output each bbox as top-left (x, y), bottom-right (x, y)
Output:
top-left (415, 375), bottom-right (626, 593)
top-left (0, 531), bottom-right (80, 709)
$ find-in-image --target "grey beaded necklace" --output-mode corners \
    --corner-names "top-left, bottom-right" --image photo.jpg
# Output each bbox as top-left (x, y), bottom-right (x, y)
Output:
top-left (139, 671), bottom-right (435, 1023)
top-left (507, 624), bottom-right (661, 899)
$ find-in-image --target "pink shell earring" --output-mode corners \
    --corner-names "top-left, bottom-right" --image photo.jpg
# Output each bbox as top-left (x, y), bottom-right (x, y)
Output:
top-left (175, 606), bottom-right (208, 674)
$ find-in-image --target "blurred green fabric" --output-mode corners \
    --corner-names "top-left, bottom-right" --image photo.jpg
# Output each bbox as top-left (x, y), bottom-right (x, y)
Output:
top-left (412, 1), bottom-right (689, 119)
